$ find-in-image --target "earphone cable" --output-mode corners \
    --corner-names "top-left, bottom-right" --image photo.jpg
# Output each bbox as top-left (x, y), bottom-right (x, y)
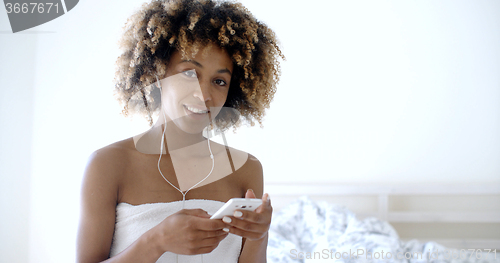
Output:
top-left (156, 76), bottom-right (212, 263)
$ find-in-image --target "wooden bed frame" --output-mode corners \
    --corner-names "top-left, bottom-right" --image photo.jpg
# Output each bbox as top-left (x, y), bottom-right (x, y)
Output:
top-left (265, 182), bottom-right (500, 250)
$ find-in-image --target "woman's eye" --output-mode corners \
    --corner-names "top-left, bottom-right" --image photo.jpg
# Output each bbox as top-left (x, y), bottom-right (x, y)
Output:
top-left (182, 70), bottom-right (197, 78)
top-left (214, 79), bottom-right (227, 86)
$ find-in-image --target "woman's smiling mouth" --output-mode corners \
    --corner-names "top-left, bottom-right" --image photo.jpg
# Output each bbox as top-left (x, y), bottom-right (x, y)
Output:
top-left (184, 105), bottom-right (209, 114)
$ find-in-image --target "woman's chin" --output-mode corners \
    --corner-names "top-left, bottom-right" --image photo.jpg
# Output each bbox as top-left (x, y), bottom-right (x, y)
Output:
top-left (172, 118), bottom-right (210, 135)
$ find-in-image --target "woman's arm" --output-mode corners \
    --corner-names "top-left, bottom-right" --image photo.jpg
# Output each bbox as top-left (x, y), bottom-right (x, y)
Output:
top-left (224, 156), bottom-right (273, 263)
top-left (77, 148), bottom-right (164, 263)
top-left (76, 148), bottom-right (117, 262)
top-left (236, 192), bottom-right (272, 263)
top-left (238, 232), bottom-right (269, 263)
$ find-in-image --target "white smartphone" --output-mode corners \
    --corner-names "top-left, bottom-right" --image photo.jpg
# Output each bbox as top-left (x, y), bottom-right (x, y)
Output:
top-left (210, 198), bottom-right (262, 219)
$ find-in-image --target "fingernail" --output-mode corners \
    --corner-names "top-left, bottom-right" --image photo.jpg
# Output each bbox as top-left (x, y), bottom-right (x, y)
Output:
top-left (234, 211), bottom-right (243, 218)
top-left (223, 227), bottom-right (229, 232)
top-left (222, 216), bottom-right (232, 223)
top-left (267, 194), bottom-right (271, 203)
top-left (248, 189), bottom-right (254, 194)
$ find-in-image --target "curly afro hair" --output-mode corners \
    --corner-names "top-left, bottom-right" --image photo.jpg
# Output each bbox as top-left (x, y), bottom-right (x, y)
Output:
top-left (114, 0), bottom-right (284, 129)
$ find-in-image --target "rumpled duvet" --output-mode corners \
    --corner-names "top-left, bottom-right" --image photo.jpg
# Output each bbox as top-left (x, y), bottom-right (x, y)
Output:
top-left (267, 196), bottom-right (499, 263)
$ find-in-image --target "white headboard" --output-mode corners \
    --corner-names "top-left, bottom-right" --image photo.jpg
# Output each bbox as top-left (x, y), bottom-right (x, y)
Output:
top-left (265, 182), bottom-right (500, 249)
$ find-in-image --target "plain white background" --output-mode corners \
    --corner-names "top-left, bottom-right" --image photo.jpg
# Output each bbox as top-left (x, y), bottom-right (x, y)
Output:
top-left (1, 0), bottom-right (499, 262)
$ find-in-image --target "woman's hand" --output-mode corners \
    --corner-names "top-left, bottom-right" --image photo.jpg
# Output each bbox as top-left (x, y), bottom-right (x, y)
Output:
top-left (221, 190), bottom-right (272, 241)
top-left (150, 209), bottom-right (229, 255)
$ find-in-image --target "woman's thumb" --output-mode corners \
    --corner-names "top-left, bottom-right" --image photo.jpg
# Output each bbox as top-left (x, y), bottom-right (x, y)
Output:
top-left (245, 189), bottom-right (256, 198)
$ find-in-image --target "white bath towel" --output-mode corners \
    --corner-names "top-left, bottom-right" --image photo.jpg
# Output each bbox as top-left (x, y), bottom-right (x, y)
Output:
top-left (110, 199), bottom-right (242, 263)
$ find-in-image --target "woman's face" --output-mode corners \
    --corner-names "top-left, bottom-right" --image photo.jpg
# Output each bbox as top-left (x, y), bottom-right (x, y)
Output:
top-left (159, 45), bottom-right (233, 134)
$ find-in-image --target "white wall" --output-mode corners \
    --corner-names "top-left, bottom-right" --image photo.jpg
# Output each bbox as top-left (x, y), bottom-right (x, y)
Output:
top-left (235, 0), bottom-right (500, 184)
top-left (0, 23), bottom-right (36, 263)
top-left (0, 0), bottom-right (499, 262)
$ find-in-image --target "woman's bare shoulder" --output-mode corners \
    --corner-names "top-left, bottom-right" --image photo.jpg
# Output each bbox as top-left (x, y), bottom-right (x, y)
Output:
top-left (84, 138), bottom-right (137, 182)
top-left (239, 150), bottom-right (264, 197)
top-left (241, 151), bottom-right (263, 178)
top-left (219, 145), bottom-right (263, 193)
top-left (91, 137), bottom-right (136, 159)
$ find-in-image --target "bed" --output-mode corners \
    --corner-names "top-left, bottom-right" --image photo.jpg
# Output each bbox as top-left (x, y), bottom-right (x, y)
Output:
top-left (264, 183), bottom-right (500, 262)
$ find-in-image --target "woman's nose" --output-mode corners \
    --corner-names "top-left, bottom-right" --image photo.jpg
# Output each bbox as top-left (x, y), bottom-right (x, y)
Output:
top-left (193, 80), bottom-right (211, 102)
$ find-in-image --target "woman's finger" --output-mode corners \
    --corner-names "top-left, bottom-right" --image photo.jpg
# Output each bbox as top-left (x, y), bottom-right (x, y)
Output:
top-left (222, 216), bottom-right (268, 234)
top-left (223, 224), bottom-right (267, 241)
top-left (191, 216), bottom-right (228, 231)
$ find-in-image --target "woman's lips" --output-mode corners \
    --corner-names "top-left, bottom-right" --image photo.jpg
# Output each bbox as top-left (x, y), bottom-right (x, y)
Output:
top-left (183, 105), bottom-right (211, 121)
top-left (184, 104), bottom-right (209, 114)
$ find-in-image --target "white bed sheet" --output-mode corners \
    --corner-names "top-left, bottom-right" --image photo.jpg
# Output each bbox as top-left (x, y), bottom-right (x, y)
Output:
top-left (267, 196), bottom-right (499, 263)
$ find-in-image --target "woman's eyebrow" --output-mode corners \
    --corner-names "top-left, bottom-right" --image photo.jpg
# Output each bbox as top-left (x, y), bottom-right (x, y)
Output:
top-left (181, 59), bottom-right (203, 68)
top-left (218, 68), bottom-right (232, 75)
top-left (181, 59), bottom-right (232, 75)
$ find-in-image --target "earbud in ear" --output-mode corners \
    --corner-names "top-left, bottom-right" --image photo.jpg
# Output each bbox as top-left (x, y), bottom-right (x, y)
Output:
top-left (155, 75), bottom-right (162, 91)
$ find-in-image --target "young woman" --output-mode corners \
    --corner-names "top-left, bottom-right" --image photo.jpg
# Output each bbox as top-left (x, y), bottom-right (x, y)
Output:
top-left (77, 0), bottom-right (283, 262)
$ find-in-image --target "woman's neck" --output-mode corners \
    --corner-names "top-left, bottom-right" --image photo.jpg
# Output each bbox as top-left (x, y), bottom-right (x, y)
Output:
top-left (162, 120), bottom-right (210, 157)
